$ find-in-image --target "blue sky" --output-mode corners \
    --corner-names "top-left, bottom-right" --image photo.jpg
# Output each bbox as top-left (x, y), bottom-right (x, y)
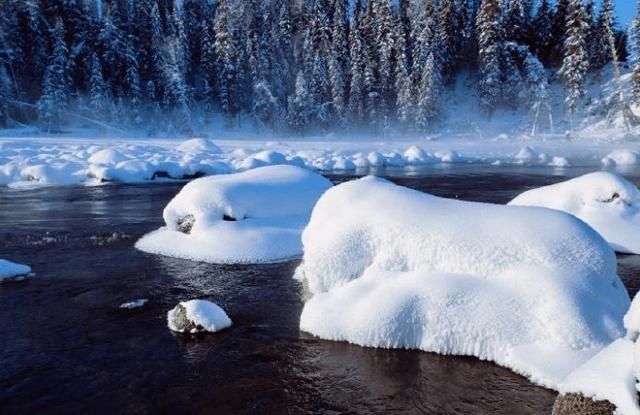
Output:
top-left (608, 0), bottom-right (635, 27)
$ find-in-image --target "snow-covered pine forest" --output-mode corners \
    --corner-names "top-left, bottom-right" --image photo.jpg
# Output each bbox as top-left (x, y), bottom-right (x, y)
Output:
top-left (0, 0), bottom-right (635, 135)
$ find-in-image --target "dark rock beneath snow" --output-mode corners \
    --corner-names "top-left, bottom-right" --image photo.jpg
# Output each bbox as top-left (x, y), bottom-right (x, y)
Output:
top-left (177, 214), bottom-right (196, 234)
top-left (552, 393), bottom-right (615, 415)
top-left (168, 303), bottom-right (206, 333)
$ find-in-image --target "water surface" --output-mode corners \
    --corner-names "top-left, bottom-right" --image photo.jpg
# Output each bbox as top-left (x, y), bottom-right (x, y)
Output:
top-left (1, 166), bottom-right (639, 414)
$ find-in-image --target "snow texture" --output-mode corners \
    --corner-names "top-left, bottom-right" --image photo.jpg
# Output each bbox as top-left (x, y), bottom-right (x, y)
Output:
top-left (509, 172), bottom-right (640, 254)
top-left (559, 339), bottom-right (640, 415)
top-left (295, 176), bottom-right (630, 389)
top-left (119, 299), bottom-right (149, 310)
top-left (0, 259), bottom-right (32, 282)
top-left (167, 299), bottom-right (232, 334)
top-left (136, 165), bottom-right (333, 264)
top-left (1, 135), bottom-right (640, 189)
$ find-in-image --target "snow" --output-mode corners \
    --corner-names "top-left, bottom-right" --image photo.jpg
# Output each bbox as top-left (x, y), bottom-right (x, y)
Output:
top-left (0, 259), bottom-right (32, 282)
top-left (625, 293), bottom-right (640, 341)
top-left (136, 165), bottom-right (333, 264)
top-left (509, 172), bottom-right (640, 254)
top-left (295, 176), bottom-right (630, 389)
top-left (119, 299), bottom-right (148, 310)
top-left (167, 299), bottom-right (232, 334)
top-left (0, 134), bottom-right (640, 188)
top-left (559, 339), bottom-right (640, 415)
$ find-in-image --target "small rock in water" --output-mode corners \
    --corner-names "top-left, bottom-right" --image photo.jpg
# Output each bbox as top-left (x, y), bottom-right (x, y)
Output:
top-left (167, 299), bottom-right (232, 334)
top-left (119, 299), bottom-right (148, 310)
top-left (552, 393), bottom-right (616, 415)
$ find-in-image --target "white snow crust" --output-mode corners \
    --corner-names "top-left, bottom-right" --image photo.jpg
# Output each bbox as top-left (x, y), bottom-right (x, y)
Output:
top-left (560, 339), bottom-right (640, 415)
top-left (0, 259), bottom-right (32, 282)
top-left (167, 299), bottom-right (232, 334)
top-left (295, 176), bottom-right (630, 389)
top-left (136, 165), bottom-right (333, 264)
top-left (509, 172), bottom-right (640, 254)
top-left (1, 135), bottom-right (639, 188)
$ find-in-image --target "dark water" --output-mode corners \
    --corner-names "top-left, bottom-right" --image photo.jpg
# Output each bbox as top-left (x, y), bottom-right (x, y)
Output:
top-left (1, 166), bottom-right (639, 414)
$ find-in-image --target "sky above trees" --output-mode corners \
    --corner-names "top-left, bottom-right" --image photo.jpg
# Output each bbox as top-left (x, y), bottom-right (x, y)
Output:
top-left (593, 0), bottom-right (632, 26)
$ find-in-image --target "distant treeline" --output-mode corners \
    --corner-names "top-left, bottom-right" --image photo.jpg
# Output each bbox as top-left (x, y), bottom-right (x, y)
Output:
top-left (0, 0), bottom-right (635, 134)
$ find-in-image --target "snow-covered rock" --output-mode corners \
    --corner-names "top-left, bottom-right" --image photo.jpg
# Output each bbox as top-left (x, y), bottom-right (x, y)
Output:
top-left (295, 176), bottom-right (629, 389)
top-left (403, 145), bottom-right (438, 165)
top-left (88, 149), bottom-right (128, 165)
top-left (136, 165), bottom-right (333, 264)
top-left (0, 259), bottom-right (32, 282)
top-left (176, 138), bottom-right (223, 154)
top-left (509, 172), bottom-right (640, 254)
top-left (167, 299), bottom-right (232, 334)
top-left (558, 339), bottom-right (639, 415)
top-left (602, 150), bottom-right (639, 167)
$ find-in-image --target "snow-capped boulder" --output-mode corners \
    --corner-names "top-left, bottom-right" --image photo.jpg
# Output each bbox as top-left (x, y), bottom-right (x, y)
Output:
top-left (509, 172), bottom-right (640, 254)
top-left (557, 338), bottom-right (639, 415)
top-left (176, 138), bottom-right (223, 155)
top-left (295, 176), bottom-right (629, 389)
top-left (88, 149), bottom-right (128, 165)
top-left (0, 259), bottom-right (32, 282)
top-left (167, 300), bottom-right (232, 334)
top-left (403, 145), bottom-right (438, 165)
top-left (136, 165), bottom-right (333, 263)
top-left (602, 150), bottom-right (639, 167)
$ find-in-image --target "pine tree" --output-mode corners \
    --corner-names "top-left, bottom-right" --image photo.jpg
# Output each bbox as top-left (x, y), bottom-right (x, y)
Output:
top-left (548, 0), bottom-right (570, 66)
top-left (87, 52), bottom-right (107, 119)
top-left (476, 0), bottom-right (502, 116)
top-left (591, 0), bottom-right (616, 70)
top-left (415, 51), bottom-right (441, 131)
top-left (559, 0), bottom-right (589, 115)
top-left (504, 0), bottom-right (526, 44)
top-left (200, 5), bottom-right (217, 110)
top-left (438, 0), bottom-right (459, 81)
top-left (348, 0), bottom-right (365, 123)
top-left (633, 0), bottom-right (640, 104)
top-left (394, 8), bottom-right (413, 127)
top-left (214, 0), bottom-right (240, 125)
top-left (288, 71), bottom-right (312, 132)
top-left (532, 0), bottom-right (553, 59)
top-left (38, 18), bottom-right (69, 131)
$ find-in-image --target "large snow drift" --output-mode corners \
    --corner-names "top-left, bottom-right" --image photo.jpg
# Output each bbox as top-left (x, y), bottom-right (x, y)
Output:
top-left (136, 165), bottom-right (332, 264)
top-left (295, 176), bottom-right (629, 389)
top-left (509, 172), bottom-right (640, 254)
top-left (0, 259), bottom-right (32, 282)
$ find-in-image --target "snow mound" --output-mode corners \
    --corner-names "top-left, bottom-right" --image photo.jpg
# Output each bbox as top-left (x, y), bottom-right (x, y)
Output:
top-left (509, 172), bottom-right (640, 254)
top-left (0, 259), bottom-right (32, 282)
top-left (559, 339), bottom-right (640, 415)
top-left (167, 299), bottom-right (232, 334)
top-left (136, 165), bottom-right (333, 264)
top-left (176, 138), bottom-right (223, 154)
top-left (295, 176), bottom-right (629, 389)
top-left (602, 150), bottom-right (639, 167)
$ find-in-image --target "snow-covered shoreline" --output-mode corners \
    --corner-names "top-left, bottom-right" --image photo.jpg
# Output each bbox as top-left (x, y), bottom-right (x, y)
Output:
top-left (1, 134), bottom-right (640, 189)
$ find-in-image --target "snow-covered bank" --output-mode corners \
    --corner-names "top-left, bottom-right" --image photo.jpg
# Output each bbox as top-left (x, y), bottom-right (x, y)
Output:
top-left (295, 176), bottom-right (630, 389)
top-left (136, 165), bottom-right (332, 264)
top-left (510, 172), bottom-right (640, 254)
top-left (0, 259), bottom-right (32, 282)
top-left (1, 134), bottom-right (640, 188)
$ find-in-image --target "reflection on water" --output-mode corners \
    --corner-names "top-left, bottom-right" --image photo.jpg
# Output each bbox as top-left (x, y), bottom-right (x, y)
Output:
top-left (1, 166), bottom-right (639, 414)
